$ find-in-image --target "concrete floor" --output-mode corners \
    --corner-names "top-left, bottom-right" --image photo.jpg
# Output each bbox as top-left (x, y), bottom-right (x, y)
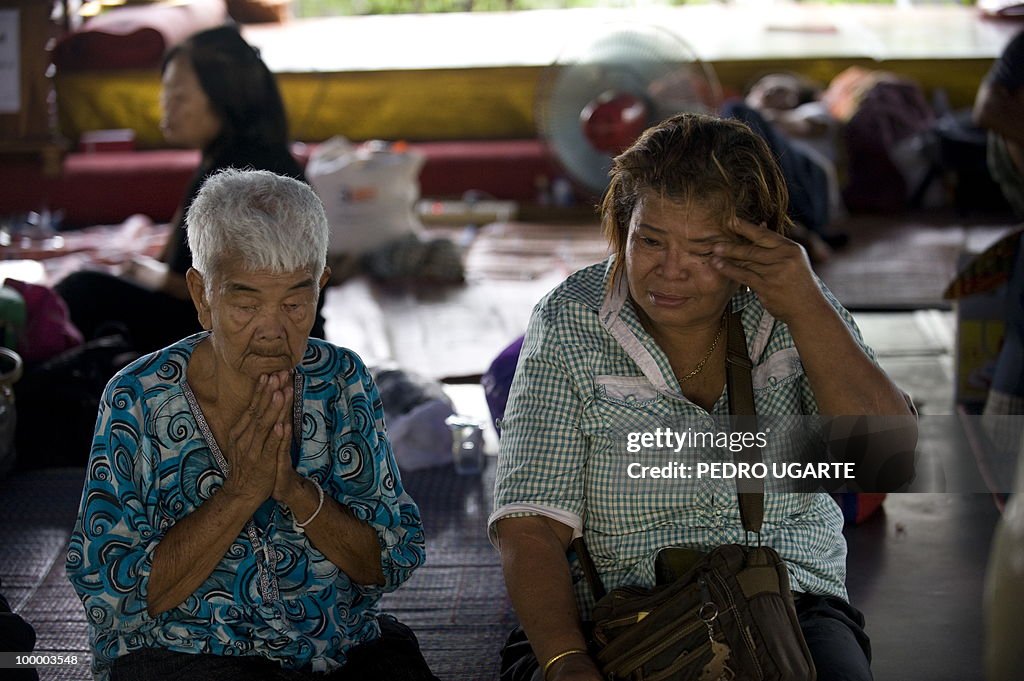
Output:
top-left (846, 310), bottom-right (1000, 681)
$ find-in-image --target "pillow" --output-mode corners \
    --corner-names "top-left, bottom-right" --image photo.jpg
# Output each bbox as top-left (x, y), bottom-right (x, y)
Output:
top-left (52, 0), bottom-right (228, 72)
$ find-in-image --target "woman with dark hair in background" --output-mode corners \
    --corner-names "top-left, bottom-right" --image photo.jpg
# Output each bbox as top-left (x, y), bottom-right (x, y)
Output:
top-left (55, 25), bottom-right (324, 354)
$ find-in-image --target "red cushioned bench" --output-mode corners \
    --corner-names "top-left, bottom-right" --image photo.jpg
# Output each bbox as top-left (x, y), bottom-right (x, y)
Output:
top-left (0, 139), bottom-right (565, 228)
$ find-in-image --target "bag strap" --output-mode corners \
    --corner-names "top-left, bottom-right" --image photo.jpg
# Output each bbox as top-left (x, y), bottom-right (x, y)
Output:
top-left (725, 309), bottom-right (765, 536)
top-left (572, 310), bottom-right (764, 601)
top-left (572, 535), bottom-right (606, 601)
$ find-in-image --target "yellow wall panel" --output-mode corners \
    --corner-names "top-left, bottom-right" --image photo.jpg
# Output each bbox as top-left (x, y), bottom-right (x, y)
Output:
top-left (55, 58), bottom-right (994, 148)
top-left (278, 68), bottom-right (541, 142)
top-left (56, 71), bottom-right (164, 148)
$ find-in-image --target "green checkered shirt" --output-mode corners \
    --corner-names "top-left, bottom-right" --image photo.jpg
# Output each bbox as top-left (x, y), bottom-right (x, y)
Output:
top-left (490, 257), bottom-right (872, 616)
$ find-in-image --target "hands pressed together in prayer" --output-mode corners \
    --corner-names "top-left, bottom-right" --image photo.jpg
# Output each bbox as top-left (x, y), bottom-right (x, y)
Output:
top-left (221, 370), bottom-right (303, 505)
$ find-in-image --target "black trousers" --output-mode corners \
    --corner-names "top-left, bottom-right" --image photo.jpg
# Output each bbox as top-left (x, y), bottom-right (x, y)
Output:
top-left (500, 593), bottom-right (872, 681)
top-left (110, 615), bottom-right (438, 681)
top-left (55, 271), bottom-right (203, 355)
top-left (0, 587), bottom-right (40, 681)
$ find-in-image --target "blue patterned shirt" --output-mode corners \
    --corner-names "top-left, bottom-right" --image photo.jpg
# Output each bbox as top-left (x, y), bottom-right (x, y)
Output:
top-left (490, 259), bottom-right (873, 617)
top-left (66, 334), bottom-right (425, 680)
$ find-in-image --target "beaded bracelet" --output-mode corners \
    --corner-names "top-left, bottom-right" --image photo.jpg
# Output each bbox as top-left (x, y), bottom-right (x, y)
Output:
top-left (294, 479), bottom-right (325, 531)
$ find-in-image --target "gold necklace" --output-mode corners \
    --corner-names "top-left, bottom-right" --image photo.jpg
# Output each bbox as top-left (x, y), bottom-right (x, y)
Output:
top-left (679, 315), bottom-right (725, 383)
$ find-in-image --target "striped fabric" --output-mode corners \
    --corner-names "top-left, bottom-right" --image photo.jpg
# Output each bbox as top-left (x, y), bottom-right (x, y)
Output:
top-left (490, 257), bottom-right (878, 617)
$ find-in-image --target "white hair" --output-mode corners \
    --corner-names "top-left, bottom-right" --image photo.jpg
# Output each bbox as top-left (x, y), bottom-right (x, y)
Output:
top-left (186, 168), bottom-right (328, 291)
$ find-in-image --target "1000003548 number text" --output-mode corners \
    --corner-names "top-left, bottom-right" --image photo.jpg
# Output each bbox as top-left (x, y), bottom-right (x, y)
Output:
top-left (2, 653), bottom-right (81, 668)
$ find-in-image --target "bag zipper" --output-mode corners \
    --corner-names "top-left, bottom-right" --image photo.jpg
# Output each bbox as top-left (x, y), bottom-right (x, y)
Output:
top-left (645, 638), bottom-right (717, 681)
top-left (708, 567), bottom-right (764, 680)
top-left (601, 606), bottom-right (706, 677)
top-left (596, 584), bottom-right (698, 632)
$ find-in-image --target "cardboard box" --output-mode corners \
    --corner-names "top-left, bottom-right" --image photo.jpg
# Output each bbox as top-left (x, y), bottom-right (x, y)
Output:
top-left (945, 229), bottom-right (1021, 407)
top-left (953, 285), bottom-right (1006, 407)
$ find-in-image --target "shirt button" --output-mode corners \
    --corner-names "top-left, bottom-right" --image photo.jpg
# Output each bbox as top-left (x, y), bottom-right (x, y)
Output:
top-left (768, 376), bottom-right (778, 388)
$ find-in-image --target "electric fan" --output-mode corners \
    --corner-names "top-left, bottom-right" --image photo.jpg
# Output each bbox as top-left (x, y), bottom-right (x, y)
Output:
top-left (536, 24), bottom-right (723, 197)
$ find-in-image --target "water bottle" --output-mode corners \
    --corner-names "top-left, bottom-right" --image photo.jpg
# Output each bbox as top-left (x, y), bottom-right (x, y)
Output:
top-left (445, 415), bottom-right (485, 475)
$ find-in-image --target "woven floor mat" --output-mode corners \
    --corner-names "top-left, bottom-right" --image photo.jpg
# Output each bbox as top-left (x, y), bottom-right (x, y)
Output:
top-left (815, 214), bottom-right (1014, 310)
top-left (0, 461), bottom-right (510, 681)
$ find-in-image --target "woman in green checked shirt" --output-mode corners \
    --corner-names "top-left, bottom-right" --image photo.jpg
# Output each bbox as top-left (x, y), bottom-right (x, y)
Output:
top-left (489, 113), bottom-right (916, 681)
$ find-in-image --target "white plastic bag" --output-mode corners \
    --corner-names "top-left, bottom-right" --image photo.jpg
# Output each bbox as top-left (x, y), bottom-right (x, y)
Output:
top-left (307, 137), bottom-right (425, 257)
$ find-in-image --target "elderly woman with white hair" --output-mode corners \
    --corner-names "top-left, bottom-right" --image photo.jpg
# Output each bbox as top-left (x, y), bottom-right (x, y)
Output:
top-left (66, 169), bottom-right (436, 681)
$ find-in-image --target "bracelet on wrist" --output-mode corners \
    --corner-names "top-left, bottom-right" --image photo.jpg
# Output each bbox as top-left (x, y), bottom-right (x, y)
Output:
top-left (294, 478), bottom-right (324, 531)
top-left (543, 648), bottom-right (588, 680)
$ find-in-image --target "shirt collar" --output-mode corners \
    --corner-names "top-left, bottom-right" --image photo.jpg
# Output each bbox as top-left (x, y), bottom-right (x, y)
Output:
top-left (597, 258), bottom-right (772, 393)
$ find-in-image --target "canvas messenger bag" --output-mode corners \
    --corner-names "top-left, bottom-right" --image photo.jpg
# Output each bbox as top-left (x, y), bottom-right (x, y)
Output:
top-left (573, 311), bottom-right (816, 681)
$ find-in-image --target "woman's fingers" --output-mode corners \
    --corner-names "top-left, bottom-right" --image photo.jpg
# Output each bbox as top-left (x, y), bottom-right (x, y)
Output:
top-left (717, 221), bottom-right (800, 263)
top-left (252, 389), bottom-right (286, 452)
top-left (220, 373), bottom-right (297, 502)
top-left (253, 373), bottom-right (278, 422)
top-left (230, 374), bottom-right (269, 441)
top-left (252, 374), bottom-right (293, 452)
top-left (272, 418), bottom-right (294, 479)
top-left (728, 218), bottom-right (780, 245)
top-left (712, 240), bottom-right (776, 267)
top-left (227, 372), bottom-right (293, 462)
top-left (710, 254), bottom-right (760, 287)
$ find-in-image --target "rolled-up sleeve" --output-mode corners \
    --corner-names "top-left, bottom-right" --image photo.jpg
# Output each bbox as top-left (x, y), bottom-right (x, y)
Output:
top-left (328, 357), bottom-right (425, 595)
top-left (489, 303), bottom-right (590, 542)
top-left (66, 373), bottom-right (161, 637)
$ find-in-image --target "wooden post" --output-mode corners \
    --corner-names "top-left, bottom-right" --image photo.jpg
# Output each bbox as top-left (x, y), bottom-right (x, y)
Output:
top-left (0, 0), bottom-right (62, 172)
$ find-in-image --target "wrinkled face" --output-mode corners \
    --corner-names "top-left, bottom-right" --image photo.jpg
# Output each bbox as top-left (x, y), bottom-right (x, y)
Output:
top-left (625, 191), bottom-right (740, 337)
top-left (160, 54), bottom-right (223, 149)
top-left (192, 262), bottom-right (327, 380)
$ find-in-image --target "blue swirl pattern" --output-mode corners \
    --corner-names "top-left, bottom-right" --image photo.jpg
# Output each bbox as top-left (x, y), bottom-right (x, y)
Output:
top-left (66, 333), bottom-right (426, 680)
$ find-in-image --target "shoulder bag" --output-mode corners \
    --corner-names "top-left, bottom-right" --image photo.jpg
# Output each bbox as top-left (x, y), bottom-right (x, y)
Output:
top-left (574, 310), bottom-right (816, 681)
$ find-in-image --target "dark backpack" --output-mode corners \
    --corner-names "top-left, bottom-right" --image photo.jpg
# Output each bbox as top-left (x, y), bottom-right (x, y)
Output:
top-left (14, 334), bottom-right (138, 470)
top-left (933, 109), bottom-right (1013, 216)
top-left (842, 79), bottom-right (935, 212)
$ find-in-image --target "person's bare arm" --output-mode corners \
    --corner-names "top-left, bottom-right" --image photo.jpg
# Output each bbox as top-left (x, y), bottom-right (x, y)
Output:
top-left (711, 221), bottom-right (917, 489)
top-left (784, 296), bottom-right (912, 417)
top-left (146, 486), bottom-right (263, 616)
top-left (274, 471), bottom-right (385, 586)
top-left (495, 516), bottom-right (602, 681)
top-left (711, 220), bottom-right (913, 418)
top-left (141, 206), bottom-right (191, 299)
top-left (123, 255), bottom-right (190, 300)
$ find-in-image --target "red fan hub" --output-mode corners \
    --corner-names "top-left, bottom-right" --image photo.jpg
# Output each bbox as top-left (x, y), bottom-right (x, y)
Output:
top-left (580, 91), bottom-right (650, 154)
